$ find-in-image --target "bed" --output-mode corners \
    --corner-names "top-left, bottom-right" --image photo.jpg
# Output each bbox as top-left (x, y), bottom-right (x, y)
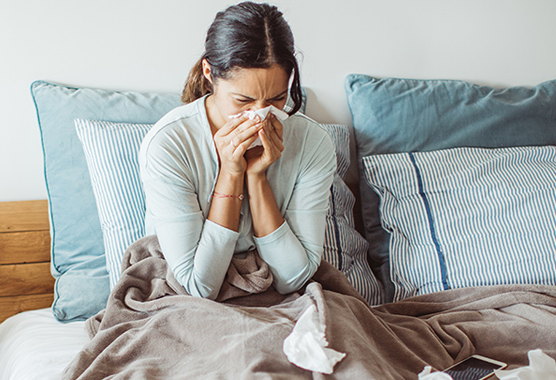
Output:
top-left (1, 75), bottom-right (555, 379)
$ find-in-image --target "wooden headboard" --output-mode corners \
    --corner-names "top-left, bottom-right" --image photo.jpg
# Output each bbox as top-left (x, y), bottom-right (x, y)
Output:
top-left (0, 200), bottom-right (55, 323)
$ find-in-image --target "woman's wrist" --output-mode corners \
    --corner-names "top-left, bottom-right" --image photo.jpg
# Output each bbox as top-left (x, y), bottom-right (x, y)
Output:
top-left (245, 172), bottom-right (268, 200)
top-left (245, 172), bottom-right (284, 237)
top-left (219, 164), bottom-right (246, 179)
top-left (215, 170), bottom-right (244, 192)
top-left (208, 170), bottom-right (245, 232)
top-left (212, 191), bottom-right (244, 200)
top-left (245, 171), bottom-right (266, 187)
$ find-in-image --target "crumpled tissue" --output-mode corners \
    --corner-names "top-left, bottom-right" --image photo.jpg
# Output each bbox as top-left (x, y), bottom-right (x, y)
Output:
top-left (229, 105), bottom-right (289, 148)
top-left (418, 350), bottom-right (556, 380)
top-left (229, 105), bottom-right (289, 122)
top-left (418, 366), bottom-right (454, 380)
top-left (283, 304), bottom-right (346, 374)
top-left (494, 349), bottom-right (556, 380)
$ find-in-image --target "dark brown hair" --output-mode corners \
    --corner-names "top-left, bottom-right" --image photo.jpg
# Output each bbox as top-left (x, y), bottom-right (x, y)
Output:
top-left (182, 2), bottom-right (303, 116)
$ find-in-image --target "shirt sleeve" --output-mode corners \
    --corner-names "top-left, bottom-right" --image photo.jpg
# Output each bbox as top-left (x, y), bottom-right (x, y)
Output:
top-left (140, 134), bottom-right (238, 300)
top-left (254, 128), bottom-right (336, 294)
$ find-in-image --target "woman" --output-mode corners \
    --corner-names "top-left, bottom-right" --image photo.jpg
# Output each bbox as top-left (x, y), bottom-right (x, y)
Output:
top-left (139, 1), bottom-right (335, 300)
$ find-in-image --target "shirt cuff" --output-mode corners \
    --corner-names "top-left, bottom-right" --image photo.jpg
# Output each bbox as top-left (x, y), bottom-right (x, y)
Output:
top-left (199, 219), bottom-right (240, 247)
top-left (254, 222), bottom-right (316, 294)
top-left (253, 220), bottom-right (290, 246)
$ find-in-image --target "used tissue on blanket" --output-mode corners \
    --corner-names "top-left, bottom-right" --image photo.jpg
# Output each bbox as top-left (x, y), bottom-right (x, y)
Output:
top-left (418, 366), bottom-right (453, 380)
top-left (419, 350), bottom-right (556, 380)
top-left (494, 349), bottom-right (556, 380)
top-left (283, 304), bottom-right (346, 374)
top-left (229, 105), bottom-right (289, 149)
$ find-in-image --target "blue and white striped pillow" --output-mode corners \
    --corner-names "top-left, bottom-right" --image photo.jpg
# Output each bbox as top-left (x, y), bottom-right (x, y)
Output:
top-left (321, 123), bottom-right (383, 305)
top-left (362, 146), bottom-right (556, 302)
top-left (75, 119), bottom-right (150, 288)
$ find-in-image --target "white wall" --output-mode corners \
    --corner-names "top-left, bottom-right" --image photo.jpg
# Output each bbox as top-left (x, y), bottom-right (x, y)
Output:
top-left (1, 0), bottom-right (556, 202)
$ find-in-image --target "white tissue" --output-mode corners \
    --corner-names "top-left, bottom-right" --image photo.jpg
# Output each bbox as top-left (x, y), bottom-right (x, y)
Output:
top-left (283, 304), bottom-right (346, 374)
top-left (494, 349), bottom-right (556, 380)
top-left (229, 105), bottom-right (289, 149)
top-left (230, 105), bottom-right (289, 122)
top-left (418, 366), bottom-right (454, 380)
top-left (418, 350), bottom-right (556, 380)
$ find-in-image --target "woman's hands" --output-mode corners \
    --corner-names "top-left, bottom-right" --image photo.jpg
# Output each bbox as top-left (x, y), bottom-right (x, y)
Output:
top-left (244, 114), bottom-right (285, 237)
top-left (210, 111), bottom-right (284, 236)
top-left (245, 114), bottom-right (284, 177)
top-left (213, 113), bottom-right (284, 178)
top-left (213, 114), bottom-right (263, 177)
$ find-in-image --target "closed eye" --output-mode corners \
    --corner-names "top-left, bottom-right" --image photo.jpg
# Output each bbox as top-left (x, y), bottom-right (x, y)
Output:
top-left (232, 91), bottom-right (287, 105)
top-left (232, 93), bottom-right (256, 102)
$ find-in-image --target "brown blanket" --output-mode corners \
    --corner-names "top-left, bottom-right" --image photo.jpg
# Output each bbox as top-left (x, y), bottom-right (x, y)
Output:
top-left (63, 236), bottom-right (556, 379)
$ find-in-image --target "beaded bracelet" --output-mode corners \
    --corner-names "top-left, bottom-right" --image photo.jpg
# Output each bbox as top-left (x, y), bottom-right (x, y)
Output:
top-left (212, 191), bottom-right (244, 200)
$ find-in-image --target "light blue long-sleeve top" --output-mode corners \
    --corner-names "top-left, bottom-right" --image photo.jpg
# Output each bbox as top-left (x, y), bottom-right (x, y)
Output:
top-left (138, 96), bottom-right (336, 300)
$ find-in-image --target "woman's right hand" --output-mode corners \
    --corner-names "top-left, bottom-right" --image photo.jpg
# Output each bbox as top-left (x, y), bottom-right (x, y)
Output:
top-left (213, 114), bottom-right (263, 176)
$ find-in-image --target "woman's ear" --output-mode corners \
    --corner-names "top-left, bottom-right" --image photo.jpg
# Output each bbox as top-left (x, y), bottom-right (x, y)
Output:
top-left (201, 59), bottom-right (213, 84)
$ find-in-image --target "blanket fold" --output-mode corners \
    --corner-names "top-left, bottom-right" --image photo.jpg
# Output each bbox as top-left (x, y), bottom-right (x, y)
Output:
top-left (216, 249), bottom-right (273, 302)
top-left (64, 236), bottom-right (556, 380)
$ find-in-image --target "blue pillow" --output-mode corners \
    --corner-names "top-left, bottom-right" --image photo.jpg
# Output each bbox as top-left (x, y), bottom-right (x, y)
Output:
top-left (345, 74), bottom-right (556, 300)
top-left (31, 81), bottom-right (182, 321)
top-left (362, 146), bottom-right (556, 302)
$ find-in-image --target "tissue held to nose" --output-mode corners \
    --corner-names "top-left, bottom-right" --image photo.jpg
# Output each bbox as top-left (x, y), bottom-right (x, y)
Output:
top-left (283, 304), bottom-right (346, 374)
top-left (229, 105), bottom-right (289, 122)
top-left (229, 105), bottom-right (289, 149)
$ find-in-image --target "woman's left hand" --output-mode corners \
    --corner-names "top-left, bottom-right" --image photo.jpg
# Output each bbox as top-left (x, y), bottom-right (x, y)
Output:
top-left (245, 114), bottom-right (284, 177)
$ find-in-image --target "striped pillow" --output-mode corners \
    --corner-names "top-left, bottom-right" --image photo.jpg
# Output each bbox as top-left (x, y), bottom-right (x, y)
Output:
top-left (75, 119), bottom-right (150, 288)
top-left (320, 124), bottom-right (383, 305)
top-left (362, 146), bottom-right (556, 302)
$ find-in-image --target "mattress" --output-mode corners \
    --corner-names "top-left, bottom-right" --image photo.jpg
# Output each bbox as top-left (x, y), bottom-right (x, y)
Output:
top-left (0, 308), bottom-right (89, 380)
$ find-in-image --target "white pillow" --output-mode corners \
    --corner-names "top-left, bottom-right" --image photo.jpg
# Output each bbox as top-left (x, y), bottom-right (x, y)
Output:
top-left (75, 119), bottom-right (150, 288)
top-left (362, 145), bottom-right (556, 302)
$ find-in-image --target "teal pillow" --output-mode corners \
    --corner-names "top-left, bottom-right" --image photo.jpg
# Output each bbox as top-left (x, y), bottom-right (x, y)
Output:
top-left (31, 81), bottom-right (182, 321)
top-left (345, 74), bottom-right (556, 300)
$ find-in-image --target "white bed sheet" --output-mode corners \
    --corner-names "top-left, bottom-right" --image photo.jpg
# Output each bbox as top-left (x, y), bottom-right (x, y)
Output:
top-left (0, 308), bottom-right (89, 380)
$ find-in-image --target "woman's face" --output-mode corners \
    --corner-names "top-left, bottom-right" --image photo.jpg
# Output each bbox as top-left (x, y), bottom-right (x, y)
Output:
top-left (203, 61), bottom-right (290, 129)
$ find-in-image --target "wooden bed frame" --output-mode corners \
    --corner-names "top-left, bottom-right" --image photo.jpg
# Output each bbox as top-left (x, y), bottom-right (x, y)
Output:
top-left (0, 200), bottom-right (54, 323)
top-left (0, 194), bottom-right (362, 324)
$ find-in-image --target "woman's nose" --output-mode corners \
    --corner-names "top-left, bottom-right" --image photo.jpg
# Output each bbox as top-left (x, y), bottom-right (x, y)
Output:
top-left (251, 101), bottom-right (271, 110)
